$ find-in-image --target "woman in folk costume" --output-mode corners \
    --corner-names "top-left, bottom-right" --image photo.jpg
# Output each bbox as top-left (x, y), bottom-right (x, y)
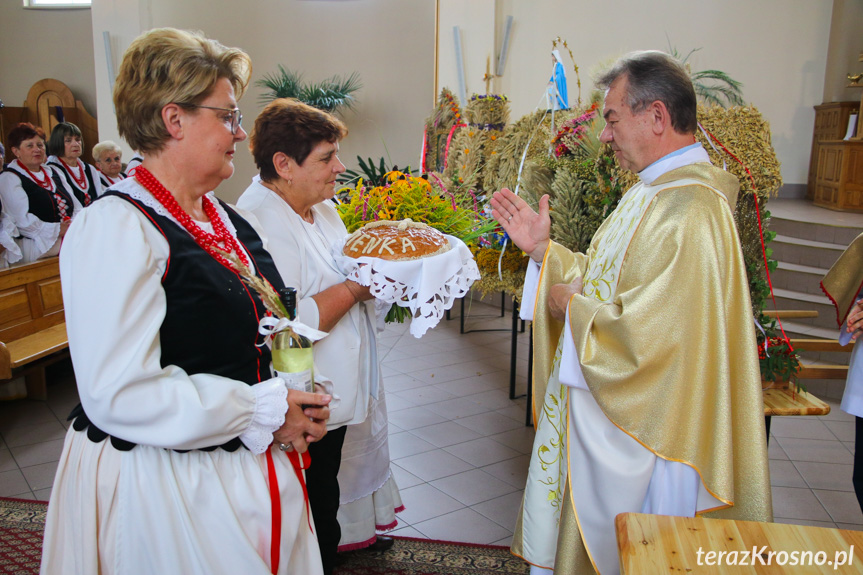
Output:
top-left (238, 98), bottom-right (402, 575)
top-left (92, 140), bottom-right (128, 189)
top-left (47, 121), bottom-right (103, 205)
top-left (0, 141), bottom-right (22, 270)
top-left (0, 143), bottom-right (23, 400)
top-left (492, 50), bottom-right (771, 575)
top-left (40, 28), bottom-right (332, 575)
top-left (822, 233), bottom-right (863, 512)
top-left (0, 122), bottom-right (81, 264)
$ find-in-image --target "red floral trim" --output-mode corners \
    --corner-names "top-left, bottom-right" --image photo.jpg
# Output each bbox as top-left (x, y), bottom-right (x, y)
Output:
top-left (337, 535), bottom-right (378, 552)
top-left (335, 504), bottom-right (406, 551)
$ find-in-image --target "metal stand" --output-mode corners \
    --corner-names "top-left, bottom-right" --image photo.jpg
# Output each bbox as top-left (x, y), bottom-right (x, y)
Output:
top-left (525, 324), bottom-right (534, 427)
top-left (446, 293), bottom-right (508, 333)
top-left (509, 300), bottom-right (520, 399)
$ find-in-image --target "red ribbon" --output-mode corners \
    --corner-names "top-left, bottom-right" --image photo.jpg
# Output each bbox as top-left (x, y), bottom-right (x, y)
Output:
top-left (421, 127), bottom-right (428, 173)
top-left (443, 123), bottom-right (467, 169)
top-left (699, 126), bottom-right (794, 351)
top-left (265, 447), bottom-right (313, 575)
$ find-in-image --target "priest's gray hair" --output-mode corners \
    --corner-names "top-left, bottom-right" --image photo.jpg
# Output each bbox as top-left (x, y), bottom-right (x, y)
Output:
top-left (596, 50), bottom-right (697, 135)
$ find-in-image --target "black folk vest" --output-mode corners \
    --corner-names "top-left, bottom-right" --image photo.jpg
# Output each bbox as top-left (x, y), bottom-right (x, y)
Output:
top-left (70, 191), bottom-right (285, 451)
top-left (5, 166), bottom-right (74, 222)
top-left (48, 160), bottom-right (98, 206)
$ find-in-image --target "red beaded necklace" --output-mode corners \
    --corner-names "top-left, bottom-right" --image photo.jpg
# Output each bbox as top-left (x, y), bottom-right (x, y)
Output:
top-left (59, 157), bottom-right (88, 190)
top-left (18, 161), bottom-right (54, 191)
top-left (135, 167), bottom-right (249, 271)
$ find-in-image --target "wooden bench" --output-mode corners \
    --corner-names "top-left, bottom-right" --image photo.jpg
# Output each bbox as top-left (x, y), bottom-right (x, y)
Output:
top-left (0, 258), bottom-right (68, 400)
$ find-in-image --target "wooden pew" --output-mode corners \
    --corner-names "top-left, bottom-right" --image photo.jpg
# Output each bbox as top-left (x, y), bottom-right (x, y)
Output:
top-left (0, 258), bottom-right (68, 400)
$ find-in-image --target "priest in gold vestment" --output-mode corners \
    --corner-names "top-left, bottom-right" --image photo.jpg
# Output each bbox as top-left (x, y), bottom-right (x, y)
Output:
top-left (821, 233), bottom-right (863, 513)
top-left (491, 51), bottom-right (772, 575)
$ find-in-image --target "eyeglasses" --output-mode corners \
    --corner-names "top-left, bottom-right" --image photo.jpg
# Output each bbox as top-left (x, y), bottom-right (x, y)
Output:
top-left (176, 104), bottom-right (243, 135)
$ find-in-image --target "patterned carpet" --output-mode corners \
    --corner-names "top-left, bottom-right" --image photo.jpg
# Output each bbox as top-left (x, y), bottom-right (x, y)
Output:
top-left (334, 537), bottom-right (529, 574)
top-left (0, 497), bottom-right (527, 575)
top-left (0, 498), bottom-right (44, 575)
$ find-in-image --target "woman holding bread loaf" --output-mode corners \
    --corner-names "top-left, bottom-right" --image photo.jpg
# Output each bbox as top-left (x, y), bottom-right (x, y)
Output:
top-left (238, 98), bottom-right (402, 575)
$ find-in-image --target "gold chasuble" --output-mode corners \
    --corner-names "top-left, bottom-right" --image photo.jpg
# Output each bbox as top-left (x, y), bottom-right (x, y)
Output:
top-left (822, 232), bottom-right (863, 327)
top-left (511, 163), bottom-right (772, 574)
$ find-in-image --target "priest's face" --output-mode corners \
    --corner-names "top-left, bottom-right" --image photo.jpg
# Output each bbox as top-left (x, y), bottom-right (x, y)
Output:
top-left (599, 76), bottom-right (655, 173)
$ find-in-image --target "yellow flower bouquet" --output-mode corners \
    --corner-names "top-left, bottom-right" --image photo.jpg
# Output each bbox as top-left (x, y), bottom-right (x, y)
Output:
top-left (337, 171), bottom-right (497, 323)
top-left (337, 171), bottom-right (496, 244)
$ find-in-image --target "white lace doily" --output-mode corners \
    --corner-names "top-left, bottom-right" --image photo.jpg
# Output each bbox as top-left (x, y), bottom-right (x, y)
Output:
top-left (333, 234), bottom-right (480, 338)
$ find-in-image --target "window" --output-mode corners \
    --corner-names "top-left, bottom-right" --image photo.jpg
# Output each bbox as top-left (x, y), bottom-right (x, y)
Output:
top-left (23, 0), bottom-right (91, 8)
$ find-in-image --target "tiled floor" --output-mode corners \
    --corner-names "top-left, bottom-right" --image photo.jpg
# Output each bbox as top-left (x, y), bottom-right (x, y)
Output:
top-left (1, 299), bottom-right (862, 549)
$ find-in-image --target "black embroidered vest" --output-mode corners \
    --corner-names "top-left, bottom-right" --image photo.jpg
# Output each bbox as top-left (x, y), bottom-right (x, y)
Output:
top-left (5, 166), bottom-right (73, 222)
top-left (48, 160), bottom-right (98, 205)
top-left (70, 191), bottom-right (285, 451)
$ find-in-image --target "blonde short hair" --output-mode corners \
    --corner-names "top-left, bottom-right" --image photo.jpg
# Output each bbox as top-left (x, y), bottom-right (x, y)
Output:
top-left (92, 140), bottom-right (122, 162)
top-left (113, 28), bottom-right (251, 154)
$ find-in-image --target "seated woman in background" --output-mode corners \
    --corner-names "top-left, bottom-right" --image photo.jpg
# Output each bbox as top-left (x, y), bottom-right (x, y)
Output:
top-left (0, 138), bottom-right (24, 401)
top-left (0, 140), bottom-right (22, 269)
top-left (0, 122), bottom-right (80, 263)
top-left (92, 140), bottom-right (127, 188)
top-left (40, 27), bottom-right (331, 575)
top-left (238, 98), bottom-right (402, 575)
top-left (47, 122), bottom-right (102, 206)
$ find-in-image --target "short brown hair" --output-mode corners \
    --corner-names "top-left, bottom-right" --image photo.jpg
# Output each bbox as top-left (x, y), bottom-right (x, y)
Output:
top-left (7, 123), bottom-right (45, 150)
top-left (47, 122), bottom-right (83, 157)
top-left (250, 98), bottom-right (347, 182)
top-left (596, 50), bottom-right (697, 134)
top-left (113, 28), bottom-right (251, 154)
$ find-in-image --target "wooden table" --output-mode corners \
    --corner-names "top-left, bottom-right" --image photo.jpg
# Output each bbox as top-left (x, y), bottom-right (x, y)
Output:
top-left (617, 512), bottom-right (863, 573)
top-left (763, 386), bottom-right (831, 441)
top-left (763, 387), bottom-right (831, 417)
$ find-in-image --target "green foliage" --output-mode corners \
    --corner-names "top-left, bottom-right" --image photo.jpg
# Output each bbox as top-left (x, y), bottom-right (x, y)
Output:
top-left (667, 46), bottom-right (745, 108)
top-left (738, 202), bottom-right (804, 389)
top-left (691, 69), bottom-right (745, 108)
top-left (256, 65), bottom-right (362, 113)
top-left (337, 156), bottom-right (417, 191)
top-left (385, 303), bottom-right (412, 324)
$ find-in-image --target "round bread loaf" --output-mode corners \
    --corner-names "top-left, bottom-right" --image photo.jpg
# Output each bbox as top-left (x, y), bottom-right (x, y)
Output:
top-left (343, 219), bottom-right (450, 261)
